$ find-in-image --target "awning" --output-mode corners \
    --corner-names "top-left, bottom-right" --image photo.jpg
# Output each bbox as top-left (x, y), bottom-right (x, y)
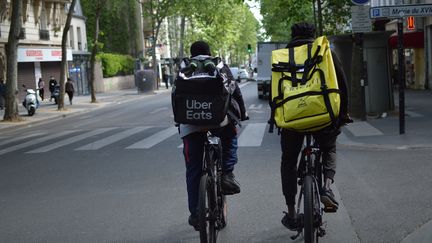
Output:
top-left (389, 31), bottom-right (424, 49)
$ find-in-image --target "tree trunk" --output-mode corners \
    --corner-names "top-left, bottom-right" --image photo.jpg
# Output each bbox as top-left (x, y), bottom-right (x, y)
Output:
top-left (179, 16), bottom-right (185, 59)
top-left (59, 0), bottom-right (77, 110)
top-left (152, 20), bottom-right (162, 91)
top-left (89, 1), bottom-right (103, 103)
top-left (4, 0), bottom-right (22, 121)
top-left (317, 0), bottom-right (323, 36)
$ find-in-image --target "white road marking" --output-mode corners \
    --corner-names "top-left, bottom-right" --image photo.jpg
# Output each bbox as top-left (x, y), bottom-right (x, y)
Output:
top-left (238, 123), bottom-right (267, 147)
top-left (126, 127), bottom-right (178, 149)
top-left (0, 132), bottom-right (46, 147)
top-left (0, 131), bottom-right (77, 155)
top-left (27, 127), bottom-right (117, 153)
top-left (150, 107), bottom-right (169, 114)
top-left (344, 121), bottom-right (383, 137)
top-left (75, 126), bottom-right (152, 150)
top-left (249, 104), bottom-right (263, 109)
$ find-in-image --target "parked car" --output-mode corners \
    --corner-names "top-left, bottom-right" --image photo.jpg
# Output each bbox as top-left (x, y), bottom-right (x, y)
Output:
top-left (229, 67), bottom-right (248, 82)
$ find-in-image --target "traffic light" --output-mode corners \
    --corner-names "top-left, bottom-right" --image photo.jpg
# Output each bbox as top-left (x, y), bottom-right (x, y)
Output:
top-left (247, 44), bottom-right (252, 53)
top-left (407, 16), bottom-right (415, 30)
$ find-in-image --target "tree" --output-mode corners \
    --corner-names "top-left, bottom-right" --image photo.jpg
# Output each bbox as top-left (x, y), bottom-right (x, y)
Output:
top-left (171, 0), bottom-right (257, 65)
top-left (260, 0), bottom-right (351, 40)
top-left (58, 0), bottom-right (77, 110)
top-left (3, 0), bottom-right (22, 121)
top-left (141, 0), bottom-right (174, 90)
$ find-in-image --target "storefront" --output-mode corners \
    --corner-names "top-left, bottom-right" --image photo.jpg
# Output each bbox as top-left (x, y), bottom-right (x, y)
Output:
top-left (17, 47), bottom-right (73, 99)
top-left (388, 31), bottom-right (425, 89)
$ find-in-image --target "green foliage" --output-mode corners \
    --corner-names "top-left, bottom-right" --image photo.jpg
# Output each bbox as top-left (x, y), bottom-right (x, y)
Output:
top-left (260, 0), bottom-right (314, 41)
top-left (172, 0), bottom-right (258, 66)
top-left (81, 0), bottom-right (139, 56)
top-left (260, 0), bottom-right (351, 40)
top-left (97, 53), bottom-right (135, 78)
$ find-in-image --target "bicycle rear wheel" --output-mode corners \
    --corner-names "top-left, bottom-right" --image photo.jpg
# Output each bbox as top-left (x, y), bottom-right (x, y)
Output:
top-left (304, 175), bottom-right (318, 243)
top-left (198, 174), bottom-right (217, 243)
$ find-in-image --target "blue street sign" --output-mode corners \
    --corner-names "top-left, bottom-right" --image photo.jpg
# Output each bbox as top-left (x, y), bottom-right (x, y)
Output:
top-left (351, 0), bottom-right (369, 5)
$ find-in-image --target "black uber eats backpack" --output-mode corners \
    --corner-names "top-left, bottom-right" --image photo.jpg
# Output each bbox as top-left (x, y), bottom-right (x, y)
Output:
top-left (171, 56), bottom-right (231, 125)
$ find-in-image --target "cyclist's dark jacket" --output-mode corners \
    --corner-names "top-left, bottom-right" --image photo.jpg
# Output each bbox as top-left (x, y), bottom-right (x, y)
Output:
top-left (286, 37), bottom-right (349, 122)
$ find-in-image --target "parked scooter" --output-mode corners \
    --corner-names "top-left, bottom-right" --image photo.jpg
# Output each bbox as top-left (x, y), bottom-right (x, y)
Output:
top-left (22, 84), bottom-right (39, 116)
top-left (51, 84), bottom-right (60, 104)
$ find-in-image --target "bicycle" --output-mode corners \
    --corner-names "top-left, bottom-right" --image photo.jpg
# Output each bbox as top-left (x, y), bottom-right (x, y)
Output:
top-left (291, 134), bottom-right (334, 243)
top-left (197, 131), bottom-right (227, 243)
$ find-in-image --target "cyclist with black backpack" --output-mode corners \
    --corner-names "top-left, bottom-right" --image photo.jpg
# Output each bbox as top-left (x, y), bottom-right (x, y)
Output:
top-left (275, 23), bottom-right (353, 231)
top-left (173, 41), bottom-right (248, 230)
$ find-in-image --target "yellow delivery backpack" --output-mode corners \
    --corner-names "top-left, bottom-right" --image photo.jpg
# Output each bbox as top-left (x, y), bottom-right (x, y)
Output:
top-left (269, 36), bottom-right (340, 132)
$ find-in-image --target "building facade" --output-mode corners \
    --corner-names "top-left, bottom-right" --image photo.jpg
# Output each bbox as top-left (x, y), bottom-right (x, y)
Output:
top-left (0, 0), bottom-right (89, 99)
top-left (371, 0), bottom-right (432, 90)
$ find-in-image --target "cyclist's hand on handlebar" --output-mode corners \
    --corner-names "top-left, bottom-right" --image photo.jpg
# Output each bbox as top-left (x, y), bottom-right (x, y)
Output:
top-left (339, 114), bottom-right (353, 126)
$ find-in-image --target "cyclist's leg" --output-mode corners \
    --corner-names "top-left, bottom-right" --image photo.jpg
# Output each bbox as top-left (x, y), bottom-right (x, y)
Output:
top-left (183, 132), bottom-right (207, 224)
top-left (313, 128), bottom-right (341, 209)
top-left (280, 129), bottom-right (303, 229)
top-left (215, 124), bottom-right (240, 194)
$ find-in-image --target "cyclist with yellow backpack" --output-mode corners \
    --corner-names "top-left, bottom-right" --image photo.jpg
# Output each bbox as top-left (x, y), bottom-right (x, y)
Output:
top-left (269, 22), bottom-right (352, 231)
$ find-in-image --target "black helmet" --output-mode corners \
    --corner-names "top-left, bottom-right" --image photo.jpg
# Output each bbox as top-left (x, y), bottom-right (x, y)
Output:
top-left (291, 22), bottom-right (316, 38)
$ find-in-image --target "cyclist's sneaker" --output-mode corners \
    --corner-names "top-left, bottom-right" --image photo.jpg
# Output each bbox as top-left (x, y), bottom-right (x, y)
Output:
top-left (281, 212), bottom-right (299, 231)
top-left (188, 214), bottom-right (199, 231)
top-left (321, 188), bottom-right (339, 211)
top-left (221, 171), bottom-right (240, 195)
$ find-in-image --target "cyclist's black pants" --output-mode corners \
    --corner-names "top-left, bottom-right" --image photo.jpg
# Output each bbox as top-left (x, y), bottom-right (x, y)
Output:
top-left (280, 127), bottom-right (340, 206)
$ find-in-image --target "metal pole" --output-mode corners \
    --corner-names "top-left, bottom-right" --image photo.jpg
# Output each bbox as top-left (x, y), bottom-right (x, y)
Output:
top-left (397, 18), bottom-right (405, 134)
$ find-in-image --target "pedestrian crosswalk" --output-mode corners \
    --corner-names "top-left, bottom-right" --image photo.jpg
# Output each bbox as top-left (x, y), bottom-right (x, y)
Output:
top-left (0, 120), bottom-right (388, 155)
top-left (0, 123), bottom-right (271, 155)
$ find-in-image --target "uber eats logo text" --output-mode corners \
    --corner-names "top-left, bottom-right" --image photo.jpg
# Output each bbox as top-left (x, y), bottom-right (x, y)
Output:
top-left (186, 99), bottom-right (213, 120)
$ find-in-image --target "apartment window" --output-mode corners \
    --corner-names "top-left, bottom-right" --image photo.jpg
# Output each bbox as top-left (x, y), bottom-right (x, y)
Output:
top-left (69, 25), bottom-right (75, 49)
top-left (19, 28), bottom-right (26, 39)
top-left (39, 29), bottom-right (50, 40)
top-left (77, 27), bottom-right (82, 51)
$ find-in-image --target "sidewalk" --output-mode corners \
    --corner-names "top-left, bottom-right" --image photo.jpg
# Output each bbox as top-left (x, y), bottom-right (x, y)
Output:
top-left (339, 89), bottom-right (432, 150)
top-left (0, 88), bottom-right (170, 132)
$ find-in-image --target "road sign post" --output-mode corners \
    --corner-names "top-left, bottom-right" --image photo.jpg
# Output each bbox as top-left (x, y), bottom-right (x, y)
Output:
top-left (397, 18), bottom-right (405, 134)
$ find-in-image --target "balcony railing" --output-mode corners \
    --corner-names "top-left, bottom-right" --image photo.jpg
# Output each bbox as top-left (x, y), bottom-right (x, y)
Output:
top-left (39, 29), bottom-right (50, 40)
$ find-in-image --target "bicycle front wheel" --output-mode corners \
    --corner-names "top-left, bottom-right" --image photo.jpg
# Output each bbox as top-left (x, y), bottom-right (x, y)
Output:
top-left (304, 175), bottom-right (318, 243)
top-left (198, 174), bottom-right (217, 243)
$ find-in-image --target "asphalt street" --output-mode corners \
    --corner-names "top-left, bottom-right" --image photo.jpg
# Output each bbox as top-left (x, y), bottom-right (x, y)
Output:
top-left (1, 82), bottom-right (432, 242)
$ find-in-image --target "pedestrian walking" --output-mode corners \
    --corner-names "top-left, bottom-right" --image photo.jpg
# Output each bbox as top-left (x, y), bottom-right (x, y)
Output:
top-left (49, 76), bottom-right (58, 101)
top-left (38, 78), bottom-right (45, 101)
top-left (0, 78), bottom-right (5, 110)
top-left (162, 67), bottom-right (169, 89)
top-left (65, 78), bottom-right (75, 105)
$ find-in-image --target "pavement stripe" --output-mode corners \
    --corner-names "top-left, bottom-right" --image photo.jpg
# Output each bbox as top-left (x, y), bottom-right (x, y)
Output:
top-left (406, 110), bottom-right (424, 118)
top-left (26, 128), bottom-right (117, 153)
top-left (126, 127), bottom-right (178, 149)
top-left (0, 132), bottom-right (46, 147)
top-left (75, 126), bottom-right (152, 150)
top-left (0, 131), bottom-right (77, 155)
top-left (238, 123), bottom-right (267, 147)
top-left (344, 121), bottom-right (383, 137)
top-left (249, 104), bottom-right (263, 109)
top-left (149, 107), bottom-right (169, 114)
top-left (322, 185), bottom-right (361, 243)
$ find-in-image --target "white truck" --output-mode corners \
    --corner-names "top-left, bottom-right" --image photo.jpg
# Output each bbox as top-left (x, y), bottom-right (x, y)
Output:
top-left (256, 42), bottom-right (288, 99)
